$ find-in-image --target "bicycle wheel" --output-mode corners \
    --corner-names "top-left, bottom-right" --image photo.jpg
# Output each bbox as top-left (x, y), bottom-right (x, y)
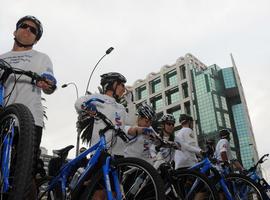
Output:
top-left (173, 169), bottom-right (219, 200)
top-left (0, 103), bottom-right (36, 200)
top-left (79, 157), bottom-right (165, 200)
top-left (225, 173), bottom-right (265, 200)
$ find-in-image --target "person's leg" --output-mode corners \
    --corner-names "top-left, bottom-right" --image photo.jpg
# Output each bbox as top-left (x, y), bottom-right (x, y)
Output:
top-left (30, 126), bottom-right (43, 200)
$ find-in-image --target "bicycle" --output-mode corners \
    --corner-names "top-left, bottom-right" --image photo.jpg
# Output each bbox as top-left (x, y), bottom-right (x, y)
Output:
top-left (0, 59), bottom-right (50, 199)
top-left (190, 154), bottom-right (265, 199)
top-left (150, 132), bottom-right (219, 199)
top-left (37, 98), bottom-right (165, 200)
top-left (247, 153), bottom-right (270, 199)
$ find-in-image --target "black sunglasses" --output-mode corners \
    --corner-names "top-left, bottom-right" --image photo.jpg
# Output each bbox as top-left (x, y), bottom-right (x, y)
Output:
top-left (19, 23), bottom-right (38, 35)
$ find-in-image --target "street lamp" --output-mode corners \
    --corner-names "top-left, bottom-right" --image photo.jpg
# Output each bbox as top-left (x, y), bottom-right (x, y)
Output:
top-left (62, 82), bottom-right (79, 99)
top-left (61, 82), bottom-right (80, 156)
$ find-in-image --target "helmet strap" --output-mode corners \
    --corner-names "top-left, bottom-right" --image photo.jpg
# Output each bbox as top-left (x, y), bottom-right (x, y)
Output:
top-left (14, 37), bottom-right (34, 48)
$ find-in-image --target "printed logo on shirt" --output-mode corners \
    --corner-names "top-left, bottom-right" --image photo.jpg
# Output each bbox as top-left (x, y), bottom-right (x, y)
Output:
top-left (4, 55), bottom-right (32, 64)
top-left (115, 112), bottom-right (122, 127)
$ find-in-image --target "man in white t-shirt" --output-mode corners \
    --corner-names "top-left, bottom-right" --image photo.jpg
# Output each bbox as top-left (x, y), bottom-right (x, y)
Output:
top-left (0, 15), bottom-right (57, 199)
top-left (174, 114), bottom-right (203, 169)
top-left (214, 129), bottom-right (244, 172)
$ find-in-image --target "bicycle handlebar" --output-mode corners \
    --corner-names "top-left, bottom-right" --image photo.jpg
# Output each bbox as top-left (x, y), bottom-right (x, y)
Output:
top-left (248, 153), bottom-right (269, 172)
top-left (82, 97), bottom-right (130, 143)
top-left (0, 59), bottom-right (56, 90)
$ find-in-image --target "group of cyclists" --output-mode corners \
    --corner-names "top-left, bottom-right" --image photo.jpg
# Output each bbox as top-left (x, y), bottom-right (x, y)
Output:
top-left (0, 15), bottom-right (267, 200)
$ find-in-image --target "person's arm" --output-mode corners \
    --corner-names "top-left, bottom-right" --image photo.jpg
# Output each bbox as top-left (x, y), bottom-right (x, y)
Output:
top-left (221, 151), bottom-right (229, 162)
top-left (179, 130), bottom-right (201, 154)
top-left (127, 126), bottom-right (148, 136)
top-left (231, 160), bottom-right (244, 171)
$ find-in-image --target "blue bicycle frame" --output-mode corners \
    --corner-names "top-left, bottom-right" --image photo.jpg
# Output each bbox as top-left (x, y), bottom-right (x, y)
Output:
top-left (247, 154), bottom-right (270, 199)
top-left (0, 77), bottom-right (16, 192)
top-left (40, 98), bottom-right (124, 200)
top-left (190, 157), bottom-right (234, 200)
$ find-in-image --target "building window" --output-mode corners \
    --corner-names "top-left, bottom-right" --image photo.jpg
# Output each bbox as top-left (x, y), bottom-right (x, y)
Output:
top-left (150, 95), bottom-right (163, 110)
top-left (221, 96), bottom-right (228, 111)
top-left (165, 70), bottom-right (177, 87)
top-left (180, 65), bottom-right (186, 79)
top-left (216, 111), bottom-right (223, 126)
top-left (184, 101), bottom-right (191, 115)
top-left (182, 82), bottom-right (189, 98)
top-left (166, 87), bottom-right (180, 105)
top-left (224, 113), bottom-right (231, 128)
top-left (213, 94), bottom-right (219, 108)
top-left (136, 85), bottom-right (147, 100)
top-left (167, 105), bottom-right (181, 121)
top-left (150, 78), bottom-right (161, 94)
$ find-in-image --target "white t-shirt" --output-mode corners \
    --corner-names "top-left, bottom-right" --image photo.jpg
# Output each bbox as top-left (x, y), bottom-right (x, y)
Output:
top-left (75, 93), bottom-right (128, 156)
top-left (124, 126), bottom-right (156, 165)
top-left (174, 127), bottom-right (201, 169)
top-left (214, 138), bottom-right (233, 162)
top-left (0, 50), bottom-right (54, 127)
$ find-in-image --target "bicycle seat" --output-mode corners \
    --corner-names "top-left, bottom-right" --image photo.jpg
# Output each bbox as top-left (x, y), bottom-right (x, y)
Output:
top-left (53, 145), bottom-right (74, 156)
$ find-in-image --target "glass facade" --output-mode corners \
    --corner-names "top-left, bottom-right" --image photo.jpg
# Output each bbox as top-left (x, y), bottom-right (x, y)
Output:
top-left (222, 68), bottom-right (236, 89)
top-left (232, 104), bottom-right (253, 168)
top-left (193, 72), bottom-right (218, 135)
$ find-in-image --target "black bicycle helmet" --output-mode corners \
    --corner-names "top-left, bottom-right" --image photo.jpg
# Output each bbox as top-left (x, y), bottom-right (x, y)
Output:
top-left (160, 114), bottom-right (175, 124)
top-left (100, 72), bottom-right (127, 92)
top-left (219, 129), bottom-right (230, 138)
top-left (137, 102), bottom-right (156, 120)
top-left (179, 114), bottom-right (193, 124)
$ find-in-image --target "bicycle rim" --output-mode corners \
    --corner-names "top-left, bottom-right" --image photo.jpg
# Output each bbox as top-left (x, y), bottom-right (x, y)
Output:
top-left (225, 173), bottom-right (264, 200)
top-left (174, 169), bottom-right (219, 200)
top-left (79, 157), bottom-right (165, 200)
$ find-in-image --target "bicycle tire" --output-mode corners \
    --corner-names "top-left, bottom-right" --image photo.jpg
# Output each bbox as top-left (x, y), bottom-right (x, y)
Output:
top-left (173, 169), bottom-right (219, 200)
top-left (225, 173), bottom-right (266, 200)
top-left (0, 103), bottom-right (36, 200)
top-left (78, 157), bottom-right (165, 200)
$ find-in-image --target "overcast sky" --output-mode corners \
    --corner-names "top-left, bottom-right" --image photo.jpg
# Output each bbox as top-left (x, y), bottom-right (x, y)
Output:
top-left (1, 0), bottom-right (270, 178)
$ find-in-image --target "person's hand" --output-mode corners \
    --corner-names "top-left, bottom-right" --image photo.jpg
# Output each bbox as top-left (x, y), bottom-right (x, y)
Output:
top-left (142, 128), bottom-right (156, 139)
top-left (82, 101), bottom-right (97, 117)
top-left (37, 72), bottom-right (57, 94)
top-left (200, 150), bottom-right (208, 158)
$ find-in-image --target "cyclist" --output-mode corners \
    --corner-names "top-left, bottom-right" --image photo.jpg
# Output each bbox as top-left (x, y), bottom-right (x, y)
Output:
top-left (0, 15), bottom-right (56, 198)
top-left (152, 114), bottom-right (176, 164)
top-left (75, 72), bottom-right (139, 157)
top-left (214, 129), bottom-right (244, 172)
top-left (124, 102), bottom-right (157, 165)
top-left (174, 114), bottom-right (203, 169)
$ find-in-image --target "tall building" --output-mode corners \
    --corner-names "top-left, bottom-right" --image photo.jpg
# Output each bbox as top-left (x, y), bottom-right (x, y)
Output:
top-left (131, 53), bottom-right (259, 169)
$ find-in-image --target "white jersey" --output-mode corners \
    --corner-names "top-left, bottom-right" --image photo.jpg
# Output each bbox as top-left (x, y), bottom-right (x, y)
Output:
top-left (75, 93), bottom-right (128, 156)
top-left (174, 127), bottom-right (201, 169)
top-left (0, 50), bottom-right (54, 127)
top-left (124, 126), bottom-right (156, 165)
top-left (214, 138), bottom-right (233, 162)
